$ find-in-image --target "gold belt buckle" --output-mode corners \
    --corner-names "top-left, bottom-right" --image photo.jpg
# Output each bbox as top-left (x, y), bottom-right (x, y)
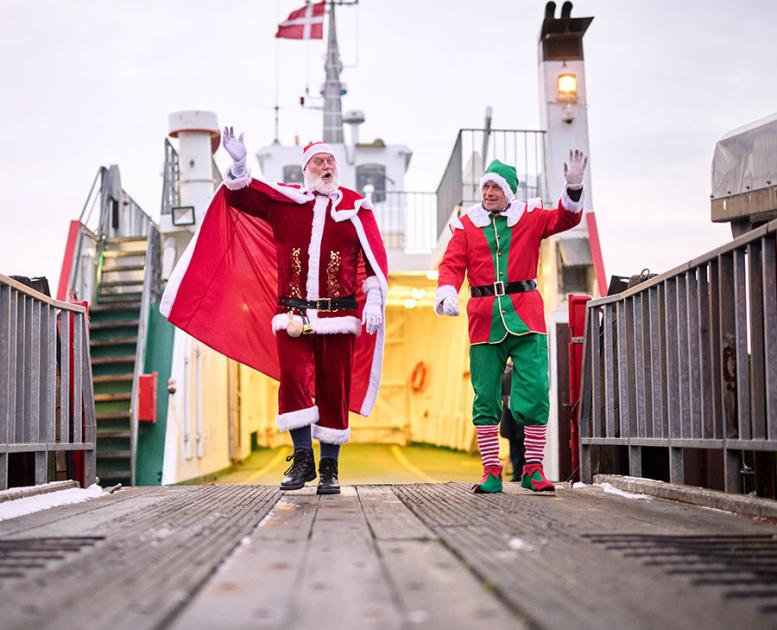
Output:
top-left (317, 298), bottom-right (336, 312)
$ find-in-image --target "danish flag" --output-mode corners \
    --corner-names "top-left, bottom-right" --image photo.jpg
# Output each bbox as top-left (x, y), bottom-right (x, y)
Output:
top-left (275, 1), bottom-right (326, 40)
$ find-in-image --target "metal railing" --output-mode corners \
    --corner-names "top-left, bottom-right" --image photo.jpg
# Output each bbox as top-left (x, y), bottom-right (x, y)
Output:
top-left (0, 275), bottom-right (96, 489)
top-left (78, 166), bottom-right (154, 241)
top-left (66, 224), bottom-right (100, 304)
top-left (128, 224), bottom-right (162, 485)
top-left (371, 191), bottom-right (437, 252)
top-left (436, 128), bottom-right (548, 234)
top-left (161, 139), bottom-right (180, 216)
top-left (577, 218), bottom-right (777, 494)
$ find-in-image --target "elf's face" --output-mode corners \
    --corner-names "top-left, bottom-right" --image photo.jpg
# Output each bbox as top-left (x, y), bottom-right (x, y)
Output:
top-left (482, 181), bottom-right (507, 213)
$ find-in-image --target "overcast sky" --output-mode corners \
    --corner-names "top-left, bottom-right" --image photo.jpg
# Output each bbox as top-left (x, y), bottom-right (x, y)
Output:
top-left (2, 0), bottom-right (776, 291)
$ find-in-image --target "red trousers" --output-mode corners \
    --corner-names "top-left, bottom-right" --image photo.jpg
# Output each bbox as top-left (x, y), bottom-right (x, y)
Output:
top-left (275, 332), bottom-right (355, 444)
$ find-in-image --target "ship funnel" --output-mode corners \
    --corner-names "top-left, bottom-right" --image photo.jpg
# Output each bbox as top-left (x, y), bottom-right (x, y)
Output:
top-left (344, 110), bottom-right (365, 145)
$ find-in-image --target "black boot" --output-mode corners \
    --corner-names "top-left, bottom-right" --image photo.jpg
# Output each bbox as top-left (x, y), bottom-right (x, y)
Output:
top-left (280, 448), bottom-right (316, 490)
top-left (317, 457), bottom-right (340, 495)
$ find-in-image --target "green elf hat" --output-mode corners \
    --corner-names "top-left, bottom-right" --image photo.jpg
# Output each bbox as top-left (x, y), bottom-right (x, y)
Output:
top-left (480, 159), bottom-right (519, 203)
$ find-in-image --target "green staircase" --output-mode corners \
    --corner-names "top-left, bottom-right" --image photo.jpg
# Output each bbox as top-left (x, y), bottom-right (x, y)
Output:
top-left (89, 236), bottom-right (147, 486)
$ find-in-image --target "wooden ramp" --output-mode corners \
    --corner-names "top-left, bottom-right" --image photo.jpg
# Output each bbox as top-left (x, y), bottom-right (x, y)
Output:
top-left (1, 483), bottom-right (777, 629)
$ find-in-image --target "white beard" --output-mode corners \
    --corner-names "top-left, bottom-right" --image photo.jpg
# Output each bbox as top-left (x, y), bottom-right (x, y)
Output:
top-left (303, 169), bottom-right (340, 194)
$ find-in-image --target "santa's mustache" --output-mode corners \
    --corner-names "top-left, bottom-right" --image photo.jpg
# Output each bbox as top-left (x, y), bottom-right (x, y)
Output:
top-left (305, 168), bottom-right (339, 192)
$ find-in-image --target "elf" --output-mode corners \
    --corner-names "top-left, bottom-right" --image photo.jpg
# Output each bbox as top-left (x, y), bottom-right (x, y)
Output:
top-left (435, 151), bottom-right (587, 493)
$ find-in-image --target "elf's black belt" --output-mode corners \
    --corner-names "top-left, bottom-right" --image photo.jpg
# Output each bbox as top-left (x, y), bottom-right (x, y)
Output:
top-left (279, 296), bottom-right (358, 312)
top-left (470, 280), bottom-right (537, 298)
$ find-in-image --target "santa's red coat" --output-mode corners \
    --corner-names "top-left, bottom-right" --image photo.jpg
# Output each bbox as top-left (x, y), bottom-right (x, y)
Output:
top-left (160, 179), bottom-right (388, 416)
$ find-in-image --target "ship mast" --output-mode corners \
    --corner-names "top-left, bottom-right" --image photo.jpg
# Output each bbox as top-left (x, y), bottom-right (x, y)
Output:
top-left (322, 1), bottom-right (345, 143)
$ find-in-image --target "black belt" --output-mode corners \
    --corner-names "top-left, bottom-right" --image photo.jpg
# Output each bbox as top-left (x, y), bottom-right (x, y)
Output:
top-left (470, 280), bottom-right (537, 298)
top-left (279, 295), bottom-right (358, 312)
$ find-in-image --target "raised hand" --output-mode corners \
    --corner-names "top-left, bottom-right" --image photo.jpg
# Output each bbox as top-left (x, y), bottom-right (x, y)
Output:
top-left (222, 126), bottom-right (247, 163)
top-left (563, 149), bottom-right (587, 189)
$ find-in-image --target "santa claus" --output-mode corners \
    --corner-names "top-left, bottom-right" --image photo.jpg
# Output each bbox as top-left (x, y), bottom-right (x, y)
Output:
top-left (160, 128), bottom-right (388, 495)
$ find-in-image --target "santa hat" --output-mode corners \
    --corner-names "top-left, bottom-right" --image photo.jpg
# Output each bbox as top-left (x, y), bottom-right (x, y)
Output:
top-left (302, 141), bottom-right (336, 170)
top-left (480, 159), bottom-right (519, 203)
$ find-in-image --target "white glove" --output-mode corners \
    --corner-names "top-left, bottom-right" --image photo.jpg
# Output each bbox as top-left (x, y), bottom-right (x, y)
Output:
top-left (222, 126), bottom-right (247, 177)
top-left (362, 287), bottom-right (383, 334)
top-left (563, 149), bottom-right (587, 189)
top-left (441, 295), bottom-right (459, 316)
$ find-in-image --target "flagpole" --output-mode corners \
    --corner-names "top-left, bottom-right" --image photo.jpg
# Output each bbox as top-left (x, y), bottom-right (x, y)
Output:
top-left (274, 0), bottom-right (281, 143)
top-left (304, 1), bottom-right (311, 97)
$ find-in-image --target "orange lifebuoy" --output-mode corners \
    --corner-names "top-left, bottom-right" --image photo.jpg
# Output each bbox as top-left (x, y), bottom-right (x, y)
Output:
top-left (411, 361), bottom-right (428, 393)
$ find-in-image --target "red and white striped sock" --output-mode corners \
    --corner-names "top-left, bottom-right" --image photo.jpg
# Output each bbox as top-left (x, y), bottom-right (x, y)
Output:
top-left (524, 425), bottom-right (547, 463)
top-left (476, 425), bottom-right (500, 469)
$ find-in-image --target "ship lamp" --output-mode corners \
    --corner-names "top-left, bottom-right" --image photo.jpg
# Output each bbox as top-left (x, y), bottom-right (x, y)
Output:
top-left (557, 73), bottom-right (578, 102)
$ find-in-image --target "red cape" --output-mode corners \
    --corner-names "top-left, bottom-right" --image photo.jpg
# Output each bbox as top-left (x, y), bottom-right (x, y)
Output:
top-left (160, 181), bottom-right (388, 416)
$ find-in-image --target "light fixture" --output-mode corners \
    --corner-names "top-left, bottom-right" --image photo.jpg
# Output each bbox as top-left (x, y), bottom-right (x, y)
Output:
top-left (171, 205), bottom-right (196, 226)
top-left (556, 72), bottom-right (578, 103)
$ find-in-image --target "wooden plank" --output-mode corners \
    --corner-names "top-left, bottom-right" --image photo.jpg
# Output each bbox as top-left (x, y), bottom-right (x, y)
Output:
top-left (748, 240), bottom-right (767, 440)
top-left (733, 249), bottom-right (751, 439)
top-left (708, 258), bottom-right (723, 439)
top-left (603, 303), bottom-right (617, 437)
top-left (170, 494), bottom-right (317, 630)
top-left (357, 485), bottom-right (434, 541)
top-left (633, 294), bottom-right (647, 438)
top-left (649, 286), bottom-right (664, 438)
top-left (0, 487), bottom-right (175, 538)
top-left (719, 254), bottom-right (738, 440)
top-left (377, 539), bottom-right (523, 629)
top-left (394, 483), bottom-right (777, 630)
top-left (763, 234), bottom-right (777, 439)
top-left (686, 268), bottom-right (701, 438)
top-left (697, 264), bottom-right (714, 439)
top-left (289, 488), bottom-right (403, 629)
top-left (591, 307), bottom-right (603, 439)
top-left (617, 300), bottom-right (631, 439)
top-left (664, 279), bottom-right (681, 439)
top-left (676, 273), bottom-right (690, 438)
top-left (0, 485), bottom-right (281, 630)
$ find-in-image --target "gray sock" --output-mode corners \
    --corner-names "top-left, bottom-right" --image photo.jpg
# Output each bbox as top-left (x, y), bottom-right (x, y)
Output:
top-left (290, 426), bottom-right (312, 450)
top-left (320, 442), bottom-right (340, 460)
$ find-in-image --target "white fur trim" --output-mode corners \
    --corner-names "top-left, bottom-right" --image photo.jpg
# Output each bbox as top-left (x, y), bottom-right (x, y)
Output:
top-left (465, 200), bottom-right (531, 228)
top-left (223, 168), bottom-right (252, 191)
top-left (277, 405), bottom-right (319, 432)
top-left (272, 312), bottom-right (360, 336)
top-left (560, 186), bottom-right (585, 213)
top-left (466, 203), bottom-right (490, 228)
top-left (302, 143), bottom-right (336, 170)
top-left (480, 173), bottom-right (514, 204)
top-left (313, 316), bottom-right (361, 335)
top-left (331, 190), bottom-right (373, 223)
top-left (260, 179), bottom-right (314, 204)
top-left (304, 195), bottom-right (329, 328)
top-left (312, 424), bottom-right (351, 445)
top-left (160, 184), bottom-right (224, 317)
top-left (434, 285), bottom-right (458, 315)
top-left (362, 275), bottom-right (380, 294)
top-left (526, 197), bottom-right (542, 213)
top-left (271, 312), bottom-right (302, 333)
top-left (350, 215), bottom-right (388, 417)
top-left (504, 201), bottom-right (525, 227)
top-left (448, 216), bottom-right (464, 232)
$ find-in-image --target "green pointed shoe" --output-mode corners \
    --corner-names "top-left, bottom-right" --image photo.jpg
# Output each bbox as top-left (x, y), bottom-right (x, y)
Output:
top-left (520, 463), bottom-right (555, 492)
top-left (472, 465), bottom-right (503, 493)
